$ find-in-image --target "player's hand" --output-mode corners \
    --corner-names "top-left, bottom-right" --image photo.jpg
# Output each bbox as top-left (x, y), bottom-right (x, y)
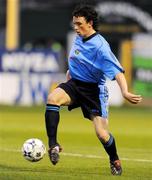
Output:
top-left (123, 92), bottom-right (142, 104)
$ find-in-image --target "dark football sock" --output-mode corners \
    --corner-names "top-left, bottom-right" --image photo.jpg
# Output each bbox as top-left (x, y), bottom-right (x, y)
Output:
top-left (45, 104), bottom-right (60, 148)
top-left (101, 134), bottom-right (119, 161)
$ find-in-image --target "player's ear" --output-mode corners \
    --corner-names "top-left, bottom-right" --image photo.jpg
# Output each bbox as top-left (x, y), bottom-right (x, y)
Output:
top-left (89, 20), bottom-right (93, 27)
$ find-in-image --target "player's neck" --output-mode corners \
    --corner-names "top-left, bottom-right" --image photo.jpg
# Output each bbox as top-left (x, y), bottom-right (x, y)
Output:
top-left (83, 29), bottom-right (96, 39)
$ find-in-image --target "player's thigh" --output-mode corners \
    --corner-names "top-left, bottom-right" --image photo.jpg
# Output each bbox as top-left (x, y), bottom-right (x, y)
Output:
top-left (101, 117), bottom-right (109, 130)
top-left (47, 87), bottom-right (72, 106)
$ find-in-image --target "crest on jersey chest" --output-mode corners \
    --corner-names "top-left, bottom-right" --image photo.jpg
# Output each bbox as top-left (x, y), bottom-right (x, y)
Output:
top-left (74, 49), bottom-right (80, 55)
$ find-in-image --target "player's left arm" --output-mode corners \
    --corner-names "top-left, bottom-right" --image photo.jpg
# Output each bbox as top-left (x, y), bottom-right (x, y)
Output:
top-left (115, 72), bottom-right (142, 104)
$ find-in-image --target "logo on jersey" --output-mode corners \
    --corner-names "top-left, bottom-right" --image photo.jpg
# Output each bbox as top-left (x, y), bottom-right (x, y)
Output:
top-left (75, 49), bottom-right (80, 55)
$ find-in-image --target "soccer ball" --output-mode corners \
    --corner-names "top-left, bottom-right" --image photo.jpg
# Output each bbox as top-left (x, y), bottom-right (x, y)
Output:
top-left (22, 138), bottom-right (46, 162)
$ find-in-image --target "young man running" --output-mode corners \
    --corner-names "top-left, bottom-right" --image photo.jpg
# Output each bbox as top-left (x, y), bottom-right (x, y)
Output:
top-left (45, 5), bottom-right (142, 175)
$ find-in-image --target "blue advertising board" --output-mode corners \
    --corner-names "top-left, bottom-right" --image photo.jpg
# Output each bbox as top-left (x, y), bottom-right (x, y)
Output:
top-left (0, 49), bottom-right (65, 105)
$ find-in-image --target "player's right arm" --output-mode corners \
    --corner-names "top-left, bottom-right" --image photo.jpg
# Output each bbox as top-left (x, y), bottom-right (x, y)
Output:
top-left (115, 72), bottom-right (142, 104)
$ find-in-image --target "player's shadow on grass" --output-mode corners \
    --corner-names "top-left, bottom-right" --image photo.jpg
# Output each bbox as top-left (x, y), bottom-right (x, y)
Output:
top-left (0, 164), bottom-right (49, 173)
top-left (0, 163), bottom-right (109, 176)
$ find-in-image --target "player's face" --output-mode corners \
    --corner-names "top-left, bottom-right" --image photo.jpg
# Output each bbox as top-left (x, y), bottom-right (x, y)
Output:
top-left (73, 16), bottom-right (94, 38)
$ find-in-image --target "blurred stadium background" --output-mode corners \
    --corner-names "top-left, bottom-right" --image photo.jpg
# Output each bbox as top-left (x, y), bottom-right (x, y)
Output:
top-left (0, 0), bottom-right (152, 106)
top-left (0, 1), bottom-right (152, 179)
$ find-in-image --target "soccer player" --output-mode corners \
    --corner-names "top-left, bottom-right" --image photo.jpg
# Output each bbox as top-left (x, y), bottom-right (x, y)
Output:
top-left (45, 5), bottom-right (142, 175)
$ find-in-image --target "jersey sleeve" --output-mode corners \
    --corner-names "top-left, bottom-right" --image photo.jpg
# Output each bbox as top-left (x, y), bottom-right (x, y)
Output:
top-left (98, 44), bottom-right (125, 80)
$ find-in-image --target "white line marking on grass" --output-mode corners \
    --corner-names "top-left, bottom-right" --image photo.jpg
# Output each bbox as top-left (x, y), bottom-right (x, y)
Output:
top-left (1, 148), bottom-right (152, 163)
top-left (0, 148), bottom-right (21, 153)
top-left (62, 153), bottom-right (152, 163)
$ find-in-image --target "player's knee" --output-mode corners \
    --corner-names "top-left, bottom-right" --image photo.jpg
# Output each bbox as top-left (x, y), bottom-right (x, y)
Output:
top-left (47, 93), bottom-right (59, 105)
top-left (96, 130), bottom-right (109, 143)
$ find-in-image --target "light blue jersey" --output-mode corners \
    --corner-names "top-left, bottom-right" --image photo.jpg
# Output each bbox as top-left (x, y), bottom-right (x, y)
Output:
top-left (68, 33), bottom-right (124, 85)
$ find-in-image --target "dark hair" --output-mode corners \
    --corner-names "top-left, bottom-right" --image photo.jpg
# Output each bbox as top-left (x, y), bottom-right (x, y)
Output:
top-left (72, 5), bottom-right (98, 31)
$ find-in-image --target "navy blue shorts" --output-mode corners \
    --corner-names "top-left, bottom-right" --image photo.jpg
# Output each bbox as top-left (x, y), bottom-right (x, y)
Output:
top-left (58, 78), bottom-right (101, 120)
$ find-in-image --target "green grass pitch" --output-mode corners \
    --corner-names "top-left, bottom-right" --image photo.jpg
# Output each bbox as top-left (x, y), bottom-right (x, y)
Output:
top-left (0, 105), bottom-right (152, 180)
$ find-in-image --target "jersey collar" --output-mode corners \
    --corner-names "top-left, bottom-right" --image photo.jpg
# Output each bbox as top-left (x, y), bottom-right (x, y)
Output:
top-left (82, 32), bottom-right (98, 43)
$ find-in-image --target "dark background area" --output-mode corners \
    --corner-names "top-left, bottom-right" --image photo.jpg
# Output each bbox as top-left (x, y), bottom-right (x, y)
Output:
top-left (0, 0), bottom-right (152, 56)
